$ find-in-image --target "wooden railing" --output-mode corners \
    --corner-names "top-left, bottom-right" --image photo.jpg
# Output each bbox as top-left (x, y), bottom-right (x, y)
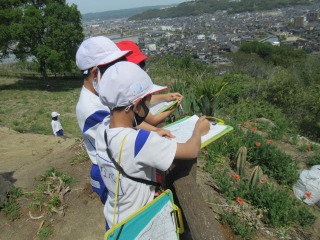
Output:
top-left (166, 159), bottom-right (225, 240)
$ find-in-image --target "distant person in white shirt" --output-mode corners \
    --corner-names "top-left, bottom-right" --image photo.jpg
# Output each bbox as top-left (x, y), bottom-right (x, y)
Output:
top-left (95, 61), bottom-right (210, 229)
top-left (51, 112), bottom-right (63, 136)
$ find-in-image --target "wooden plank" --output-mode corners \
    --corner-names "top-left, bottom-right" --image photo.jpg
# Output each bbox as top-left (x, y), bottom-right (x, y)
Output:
top-left (166, 159), bottom-right (225, 240)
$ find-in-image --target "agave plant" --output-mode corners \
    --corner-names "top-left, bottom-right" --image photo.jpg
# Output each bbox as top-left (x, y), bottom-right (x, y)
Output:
top-left (190, 73), bottom-right (228, 116)
top-left (170, 79), bottom-right (198, 119)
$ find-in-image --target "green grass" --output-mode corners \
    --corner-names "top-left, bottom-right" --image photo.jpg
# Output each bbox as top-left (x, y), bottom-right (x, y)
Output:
top-left (0, 187), bottom-right (23, 221)
top-left (0, 77), bottom-right (82, 138)
top-left (38, 222), bottom-right (53, 239)
top-left (1, 199), bottom-right (21, 221)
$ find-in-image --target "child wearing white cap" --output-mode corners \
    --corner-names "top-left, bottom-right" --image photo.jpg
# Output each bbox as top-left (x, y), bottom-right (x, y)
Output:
top-left (51, 112), bottom-right (64, 136)
top-left (95, 61), bottom-right (210, 229)
top-left (75, 36), bottom-right (130, 204)
top-left (75, 36), bottom-right (175, 205)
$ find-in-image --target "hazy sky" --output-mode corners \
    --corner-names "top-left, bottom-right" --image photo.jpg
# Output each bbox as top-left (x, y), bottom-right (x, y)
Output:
top-left (66, 0), bottom-right (188, 14)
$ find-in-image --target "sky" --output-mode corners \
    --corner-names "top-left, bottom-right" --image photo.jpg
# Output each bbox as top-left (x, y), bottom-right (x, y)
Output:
top-left (66, 0), bottom-right (188, 14)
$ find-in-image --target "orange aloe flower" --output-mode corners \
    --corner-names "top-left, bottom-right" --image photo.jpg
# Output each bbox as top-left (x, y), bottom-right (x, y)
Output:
top-left (304, 192), bottom-right (312, 199)
top-left (252, 127), bottom-right (257, 132)
top-left (260, 179), bottom-right (267, 183)
top-left (233, 173), bottom-right (240, 181)
top-left (267, 139), bottom-right (273, 144)
top-left (248, 121), bottom-right (252, 125)
top-left (255, 142), bottom-right (261, 147)
top-left (237, 197), bottom-right (244, 205)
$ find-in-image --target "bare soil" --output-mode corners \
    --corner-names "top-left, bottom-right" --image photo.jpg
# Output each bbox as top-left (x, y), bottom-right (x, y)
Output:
top-left (0, 127), bottom-right (105, 240)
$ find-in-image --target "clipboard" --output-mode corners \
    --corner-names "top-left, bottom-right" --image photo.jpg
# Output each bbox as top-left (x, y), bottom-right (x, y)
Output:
top-left (104, 189), bottom-right (183, 240)
top-left (149, 100), bottom-right (178, 115)
top-left (163, 115), bottom-right (233, 148)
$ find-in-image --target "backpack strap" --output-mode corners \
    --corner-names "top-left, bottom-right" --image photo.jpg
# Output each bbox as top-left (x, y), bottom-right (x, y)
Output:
top-left (104, 130), bottom-right (161, 188)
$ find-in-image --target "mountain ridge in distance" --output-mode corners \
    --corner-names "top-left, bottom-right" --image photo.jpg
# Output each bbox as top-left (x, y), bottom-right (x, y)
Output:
top-left (81, 4), bottom-right (178, 21)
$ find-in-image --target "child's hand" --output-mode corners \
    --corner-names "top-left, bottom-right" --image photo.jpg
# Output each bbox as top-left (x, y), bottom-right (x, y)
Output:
top-left (195, 116), bottom-right (210, 136)
top-left (165, 92), bottom-right (183, 102)
top-left (154, 128), bottom-right (176, 138)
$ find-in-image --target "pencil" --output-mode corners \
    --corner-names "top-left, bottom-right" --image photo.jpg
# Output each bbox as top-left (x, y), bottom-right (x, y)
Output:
top-left (179, 105), bottom-right (185, 115)
top-left (205, 116), bottom-right (224, 124)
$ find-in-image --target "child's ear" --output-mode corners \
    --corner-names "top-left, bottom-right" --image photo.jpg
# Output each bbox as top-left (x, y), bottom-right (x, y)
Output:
top-left (133, 101), bottom-right (141, 113)
top-left (91, 67), bottom-right (98, 78)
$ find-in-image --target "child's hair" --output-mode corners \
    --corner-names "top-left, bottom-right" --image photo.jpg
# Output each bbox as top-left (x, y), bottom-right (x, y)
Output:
top-left (138, 60), bottom-right (146, 70)
top-left (52, 116), bottom-right (58, 121)
top-left (98, 56), bottom-right (127, 76)
top-left (82, 57), bottom-right (127, 80)
top-left (82, 67), bottom-right (93, 80)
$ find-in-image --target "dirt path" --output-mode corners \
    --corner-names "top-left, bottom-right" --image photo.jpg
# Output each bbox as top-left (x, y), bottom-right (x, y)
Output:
top-left (0, 127), bottom-right (105, 240)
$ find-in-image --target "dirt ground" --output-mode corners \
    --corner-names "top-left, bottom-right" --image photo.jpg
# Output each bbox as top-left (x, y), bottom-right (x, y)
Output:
top-left (0, 126), bottom-right (319, 240)
top-left (0, 127), bottom-right (105, 240)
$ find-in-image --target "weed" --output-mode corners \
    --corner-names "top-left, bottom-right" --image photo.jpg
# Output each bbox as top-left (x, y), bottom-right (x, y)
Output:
top-left (8, 187), bottom-right (23, 198)
top-left (71, 148), bottom-right (89, 164)
top-left (48, 195), bottom-right (61, 211)
top-left (71, 138), bottom-right (89, 164)
top-left (221, 213), bottom-right (255, 239)
top-left (38, 222), bottom-right (53, 239)
top-left (305, 155), bottom-right (320, 166)
top-left (297, 144), bottom-right (310, 152)
top-left (212, 169), bottom-right (316, 229)
top-left (13, 121), bottom-right (19, 126)
top-left (26, 167), bottom-right (73, 217)
top-left (297, 206), bottom-right (317, 227)
top-left (40, 167), bottom-right (74, 187)
top-left (1, 199), bottom-right (21, 221)
top-left (0, 187), bottom-right (23, 221)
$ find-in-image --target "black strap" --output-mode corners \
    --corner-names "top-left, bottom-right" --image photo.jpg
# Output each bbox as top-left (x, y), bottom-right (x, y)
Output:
top-left (104, 131), bottom-right (161, 188)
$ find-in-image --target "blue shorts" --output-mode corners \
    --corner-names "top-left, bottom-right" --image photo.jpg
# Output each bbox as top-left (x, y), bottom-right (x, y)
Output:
top-left (56, 129), bottom-right (64, 136)
top-left (90, 164), bottom-right (108, 204)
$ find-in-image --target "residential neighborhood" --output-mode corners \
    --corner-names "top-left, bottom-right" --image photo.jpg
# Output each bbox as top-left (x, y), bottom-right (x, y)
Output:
top-left (83, 3), bottom-right (319, 66)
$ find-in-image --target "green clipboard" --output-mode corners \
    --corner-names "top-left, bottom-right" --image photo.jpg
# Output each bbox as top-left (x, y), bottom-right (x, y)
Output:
top-left (149, 100), bottom-right (178, 115)
top-left (104, 189), bottom-right (184, 240)
top-left (163, 115), bottom-right (233, 148)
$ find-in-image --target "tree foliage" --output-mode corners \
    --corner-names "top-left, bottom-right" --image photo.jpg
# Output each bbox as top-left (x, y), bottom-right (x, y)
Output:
top-left (239, 41), bottom-right (306, 68)
top-left (0, 0), bottom-right (84, 83)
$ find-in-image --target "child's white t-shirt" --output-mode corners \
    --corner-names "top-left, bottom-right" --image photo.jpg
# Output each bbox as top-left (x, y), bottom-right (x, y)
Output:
top-left (51, 119), bottom-right (63, 135)
top-left (95, 125), bottom-right (177, 227)
top-left (76, 86), bottom-right (110, 164)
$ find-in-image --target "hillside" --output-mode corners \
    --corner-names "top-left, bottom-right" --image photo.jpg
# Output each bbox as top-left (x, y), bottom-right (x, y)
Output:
top-left (129, 0), bottom-right (320, 20)
top-left (1, 46), bottom-right (320, 239)
top-left (0, 127), bottom-right (106, 239)
top-left (82, 4), bottom-right (178, 22)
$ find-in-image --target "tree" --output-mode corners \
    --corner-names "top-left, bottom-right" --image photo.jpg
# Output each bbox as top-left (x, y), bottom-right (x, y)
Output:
top-left (0, 0), bottom-right (84, 84)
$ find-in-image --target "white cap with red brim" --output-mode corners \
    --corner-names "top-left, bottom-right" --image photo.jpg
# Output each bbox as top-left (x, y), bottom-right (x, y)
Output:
top-left (98, 61), bottom-right (167, 110)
